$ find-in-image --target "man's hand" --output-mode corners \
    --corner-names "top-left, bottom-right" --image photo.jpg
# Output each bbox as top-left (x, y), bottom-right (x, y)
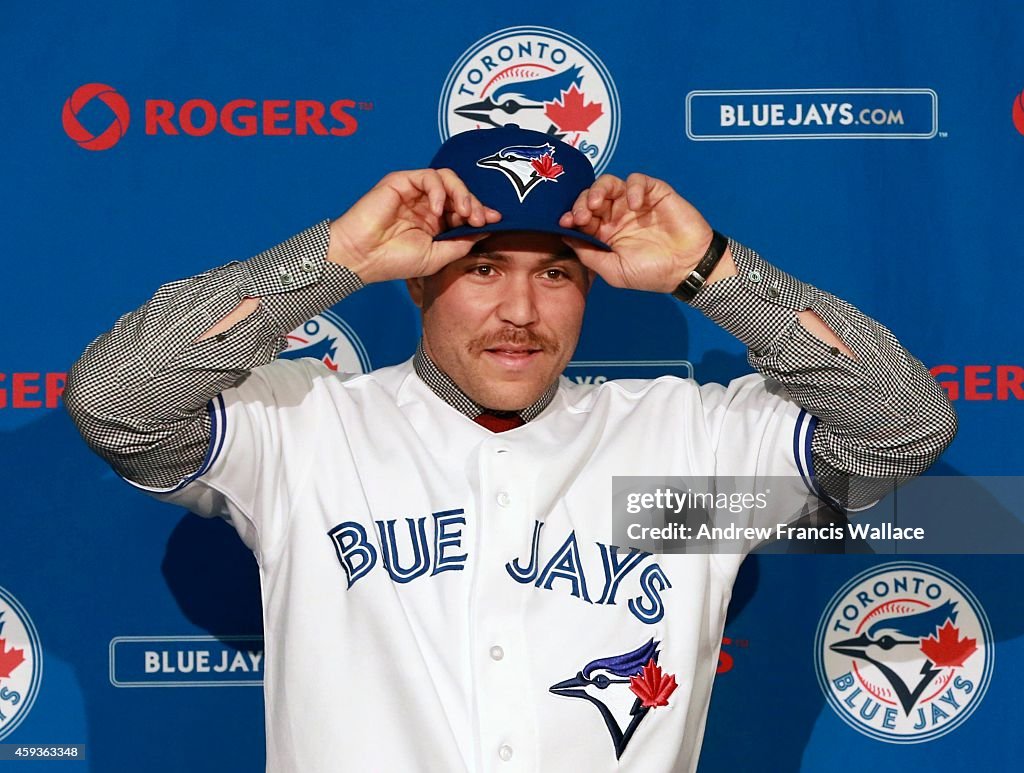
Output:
top-left (558, 173), bottom-right (734, 293)
top-left (328, 169), bottom-right (501, 284)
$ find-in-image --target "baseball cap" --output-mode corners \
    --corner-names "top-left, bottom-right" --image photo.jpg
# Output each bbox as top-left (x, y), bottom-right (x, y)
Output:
top-left (430, 125), bottom-right (611, 250)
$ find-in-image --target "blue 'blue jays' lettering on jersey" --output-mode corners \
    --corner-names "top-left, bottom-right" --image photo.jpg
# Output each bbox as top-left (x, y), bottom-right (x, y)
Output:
top-left (329, 510), bottom-right (672, 625)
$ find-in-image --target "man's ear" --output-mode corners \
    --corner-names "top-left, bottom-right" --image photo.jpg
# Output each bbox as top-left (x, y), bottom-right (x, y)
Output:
top-left (406, 277), bottom-right (425, 308)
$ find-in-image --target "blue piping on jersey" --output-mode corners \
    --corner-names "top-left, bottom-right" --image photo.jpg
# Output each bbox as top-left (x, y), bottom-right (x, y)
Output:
top-left (197, 393), bottom-right (228, 481)
top-left (793, 408), bottom-right (847, 513)
top-left (794, 409), bottom-right (819, 496)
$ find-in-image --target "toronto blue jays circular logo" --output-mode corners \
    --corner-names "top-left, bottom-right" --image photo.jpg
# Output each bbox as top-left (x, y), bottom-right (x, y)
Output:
top-left (438, 26), bottom-right (620, 173)
top-left (814, 562), bottom-right (992, 743)
top-left (281, 310), bottom-right (371, 374)
top-left (0, 585), bottom-right (43, 741)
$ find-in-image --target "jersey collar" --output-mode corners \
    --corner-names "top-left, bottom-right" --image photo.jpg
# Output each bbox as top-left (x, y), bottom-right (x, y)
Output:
top-left (412, 339), bottom-right (557, 423)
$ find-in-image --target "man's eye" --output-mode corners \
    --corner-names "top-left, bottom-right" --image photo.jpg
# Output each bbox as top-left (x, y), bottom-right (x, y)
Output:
top-left (543, 268), bottom-right (568, 280)
top-left (471, 265), bottom-right (494, 276)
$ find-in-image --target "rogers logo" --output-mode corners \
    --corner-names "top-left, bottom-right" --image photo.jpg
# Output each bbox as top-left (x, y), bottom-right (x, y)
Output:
top-left (145, 98), bottom-right (362, 137)
top-left (62, 83), bottom-right (131, 151)
top-left (1014, 89), bottom-right (1024, 136)
top-left (62, 83), bottom-right (370, 151)
top-left (0, 372), bottom-right (66, 409)
top-left (930, 364), bottom-right (1024, 400)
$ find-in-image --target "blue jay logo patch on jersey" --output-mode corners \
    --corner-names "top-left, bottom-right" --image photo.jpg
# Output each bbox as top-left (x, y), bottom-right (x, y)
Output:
top-left (550, 638), bottom-right (677, 759)
top-left (815, 562), bottom-right (992, 743)
top-left (477, 143), bottom-right (564, 202)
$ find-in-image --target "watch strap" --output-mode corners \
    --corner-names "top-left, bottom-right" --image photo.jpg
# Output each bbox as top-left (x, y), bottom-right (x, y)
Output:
top-left (672, 230), bottom-right (729, 302)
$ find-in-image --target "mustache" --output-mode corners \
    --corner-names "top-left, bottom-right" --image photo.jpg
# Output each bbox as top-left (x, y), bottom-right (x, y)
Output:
top-left (468, 328), bottom-right (558, 354)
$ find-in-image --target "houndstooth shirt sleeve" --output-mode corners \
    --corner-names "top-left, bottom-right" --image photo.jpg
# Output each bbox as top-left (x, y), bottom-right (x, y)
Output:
top-left (688, 238), bottom-right (957, 509)
top-left (63, 219), bottom-right (363, 490)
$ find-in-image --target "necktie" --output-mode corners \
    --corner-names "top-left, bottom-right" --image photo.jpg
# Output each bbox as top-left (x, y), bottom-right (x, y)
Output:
top-left (473, 411), bottom-right (525, 433)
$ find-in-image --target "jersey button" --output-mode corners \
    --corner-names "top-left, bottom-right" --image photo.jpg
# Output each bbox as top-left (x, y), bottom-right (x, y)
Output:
top-left (489, 645), bottom-right (505, 661)
top-left (496, 491), bottom-right (512, 507)
top-left (498, 745), bottom-right (514, 762)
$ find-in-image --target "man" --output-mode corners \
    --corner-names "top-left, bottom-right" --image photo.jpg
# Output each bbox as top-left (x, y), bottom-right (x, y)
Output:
top-left (65, 126), bottom-right (956, 772)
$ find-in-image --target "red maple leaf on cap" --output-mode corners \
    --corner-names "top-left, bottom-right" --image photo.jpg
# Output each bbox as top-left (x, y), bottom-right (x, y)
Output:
top-left (0, 638), bottom-right (25, 679)
top-left (919, 620), bottom-right (978, 668)
top-left (629, 658), bottom-right (677, 708)
top-left (531, 153), bottom-right (564, 180)
top-left (544, 84), bottom-right (604, 133)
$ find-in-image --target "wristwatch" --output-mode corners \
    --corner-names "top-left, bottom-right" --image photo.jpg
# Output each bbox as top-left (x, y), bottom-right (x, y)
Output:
top-left (671, 230), bottom-right (729, 302)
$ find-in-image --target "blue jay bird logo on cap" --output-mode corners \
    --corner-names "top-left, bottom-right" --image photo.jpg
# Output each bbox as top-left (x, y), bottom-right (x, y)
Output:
top-left (477, 143), bottom-right (564, 203)
top-left (549, 638), bottom-right (677, 759)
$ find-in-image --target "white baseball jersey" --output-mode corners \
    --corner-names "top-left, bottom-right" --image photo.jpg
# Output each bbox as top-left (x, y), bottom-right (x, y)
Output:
top-left (132, 357), bottom-right (817, 772)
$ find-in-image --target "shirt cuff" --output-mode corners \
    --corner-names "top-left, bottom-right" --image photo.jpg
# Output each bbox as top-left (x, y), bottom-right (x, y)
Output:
top-left (240, 218), bottom-right (365, 336)
top-left (688, 238), bottom-right (820, 354)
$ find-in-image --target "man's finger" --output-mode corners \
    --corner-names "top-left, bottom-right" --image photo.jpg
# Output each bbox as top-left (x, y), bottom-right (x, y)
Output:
top-left (443, 208), bottom-right (502, 231)
top-left (426, 234), bottom-right (491, 272)
top-left (561, 207), bottom-right (605, 237)
top-left (588, 175), bottom-right (624, 209)
top-left (444, 210), bottom-right (468, 229)
top-left (625, 173), bottom-right (653, 211)
top-left (410, 169), bottom-right (447, 218)
top-left (435, 167), bottom-right (474, 220)
top-left (437, 167), bottom-right (499, 227)
top-left (565, 187), bottom-right (593, 227)
top-left (584, 175), bottom-right (626, 227)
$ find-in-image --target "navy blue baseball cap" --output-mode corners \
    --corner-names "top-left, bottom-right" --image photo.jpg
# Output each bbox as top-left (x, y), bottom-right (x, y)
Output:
top-left (430, 125), bottom-right (611, 250)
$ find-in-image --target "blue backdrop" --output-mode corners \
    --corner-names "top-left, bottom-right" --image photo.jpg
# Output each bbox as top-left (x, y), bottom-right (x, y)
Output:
top-left (2, 1), bottom-right (1022, 769)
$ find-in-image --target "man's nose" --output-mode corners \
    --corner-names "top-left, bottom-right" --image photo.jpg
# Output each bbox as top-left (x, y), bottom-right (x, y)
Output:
top-left (495, 276), bottom-right (540, 326)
